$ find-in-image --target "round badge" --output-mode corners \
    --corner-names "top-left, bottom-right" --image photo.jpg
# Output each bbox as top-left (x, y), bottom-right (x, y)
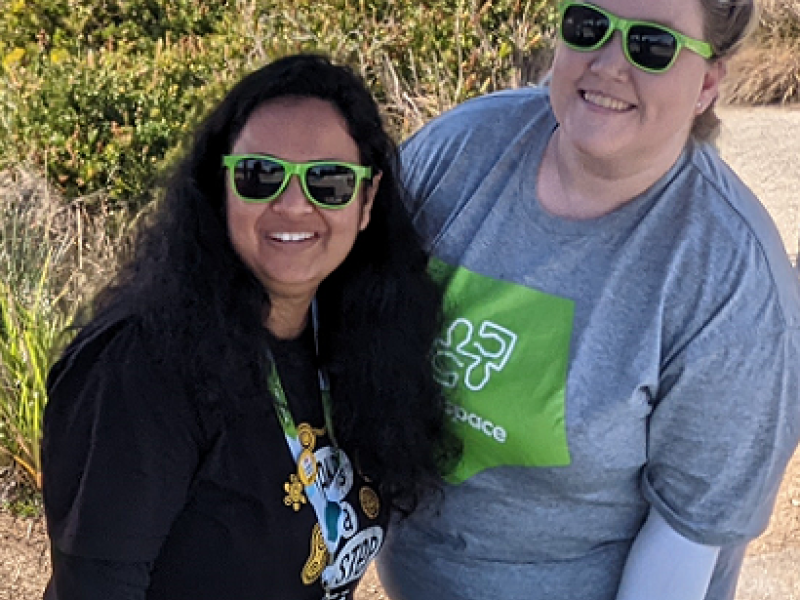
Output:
top-left (359, 486), bottom-right (380, 520)
top-left (297, 448), bottom-right (318, 486)
top-left (321, 450), bottom-right (354, 502)
top-left (297, 423), bottom-right (316, 449)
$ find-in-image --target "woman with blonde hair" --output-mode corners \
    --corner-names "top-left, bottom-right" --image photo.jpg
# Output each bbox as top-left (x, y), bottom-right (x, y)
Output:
top-left (379, 1), bottom-right (800, 599)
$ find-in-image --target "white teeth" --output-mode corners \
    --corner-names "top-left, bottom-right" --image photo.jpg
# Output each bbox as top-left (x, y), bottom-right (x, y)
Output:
top-left (583, 91), bottom-right (631, 111)
top-left (270, 232), bottom-right (314, 242)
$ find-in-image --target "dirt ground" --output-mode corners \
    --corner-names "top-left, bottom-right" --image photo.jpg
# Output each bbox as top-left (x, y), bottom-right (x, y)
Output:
top-left (1, 105), bottom-right (798, 599)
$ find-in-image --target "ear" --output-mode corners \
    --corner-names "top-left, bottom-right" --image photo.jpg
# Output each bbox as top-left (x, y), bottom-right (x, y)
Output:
top-left (696, 59), bottom-right (727, 115)
top-left (358, 171), bottom-right (382, 231)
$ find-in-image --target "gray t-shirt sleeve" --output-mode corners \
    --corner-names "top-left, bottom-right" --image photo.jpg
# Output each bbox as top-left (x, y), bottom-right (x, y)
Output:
top-left (645, 327), bottom-right (800, 545)
top-left (642, 152), bottom-right (800, 546)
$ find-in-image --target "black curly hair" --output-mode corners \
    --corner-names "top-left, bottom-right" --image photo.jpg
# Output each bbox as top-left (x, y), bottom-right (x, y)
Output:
top-left (86, 53), bottom-right (457, 512)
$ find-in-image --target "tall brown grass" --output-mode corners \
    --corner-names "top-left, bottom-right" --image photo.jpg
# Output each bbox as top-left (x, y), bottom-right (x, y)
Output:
top-left (0, 166), bottom-right (131, 310)
top-left (0, 165), bottom-right (134, 496)
top-left (722, 0), bottom-right (800, 104)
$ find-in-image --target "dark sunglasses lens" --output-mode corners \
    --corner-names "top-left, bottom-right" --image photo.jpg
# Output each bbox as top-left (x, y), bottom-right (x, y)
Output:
top-left (233, 158), bottom-right (284, 200)
top-left (306, 165), bottom-right (358, 206)
top-left (562, 4), bottom-right (610, 49)
top-left (628, 25), bottom-right (677, 70)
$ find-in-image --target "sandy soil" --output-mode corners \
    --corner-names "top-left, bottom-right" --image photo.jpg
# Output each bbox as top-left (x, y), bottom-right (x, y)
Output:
top-left (1, 105), bottom-right (798, 600)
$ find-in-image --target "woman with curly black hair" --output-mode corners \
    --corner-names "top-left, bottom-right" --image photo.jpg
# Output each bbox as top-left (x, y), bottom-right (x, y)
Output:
top-left (42, 53), bottom-right (455, 600)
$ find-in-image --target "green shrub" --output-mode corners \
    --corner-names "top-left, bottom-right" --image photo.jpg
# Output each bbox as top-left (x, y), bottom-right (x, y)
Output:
top-left (0, 0), bottom-right (228, 55)
top-left (0, 268), bottom-right (71, 490)
top-left (0, 0), bottom-right (252, 212)
top-left (1, 37), bottom-right (235, 211)
top-left (1, 0), bottom-right (557, 212)
top-left (259, 0), bottom-right (557, 134)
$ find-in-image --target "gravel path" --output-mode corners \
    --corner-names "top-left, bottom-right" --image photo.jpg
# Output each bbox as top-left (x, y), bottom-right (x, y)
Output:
top-left (716, 105), bottom-right (800, 264)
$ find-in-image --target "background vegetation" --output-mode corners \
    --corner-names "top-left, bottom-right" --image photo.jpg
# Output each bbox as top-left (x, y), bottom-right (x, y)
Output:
top-left (1, 0), bottom-right (799, 504)
top-left (722, 0), bottom-right (800, 103)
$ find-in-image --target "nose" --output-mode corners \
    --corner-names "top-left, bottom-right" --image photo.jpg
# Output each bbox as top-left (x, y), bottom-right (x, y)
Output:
top-left (589, 30), bottom-right (630, 79)
top-left (271, 174), bottom-right (313, 214)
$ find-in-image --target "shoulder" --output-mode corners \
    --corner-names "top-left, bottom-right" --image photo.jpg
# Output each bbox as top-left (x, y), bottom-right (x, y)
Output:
top-left (677, 142), bottom-right (800, 326)
top-left (403, 86), bottom-right (552, 162)
top-left (46, 314), bottom-right (197, 423)
top-left (416, 86), bottom-right (551, 133)
top-left (399, 86), bottom-right (554, 225)
top-left (687, 142), bottom-right (779, 241)
top-left (48, 315), bottom-right (150, 392)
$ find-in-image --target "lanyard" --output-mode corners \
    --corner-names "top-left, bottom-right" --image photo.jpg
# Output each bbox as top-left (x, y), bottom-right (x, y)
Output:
top-left (267, 298), bottom-right (337, 447)
top-left (267, 300), bottom-right (345, 594)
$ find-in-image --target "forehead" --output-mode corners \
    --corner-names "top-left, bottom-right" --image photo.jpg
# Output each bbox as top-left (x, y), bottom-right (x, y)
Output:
top-left (589, 0), bottom-right (706, 38)
top-left (232, 97), bottom-right (359, 162)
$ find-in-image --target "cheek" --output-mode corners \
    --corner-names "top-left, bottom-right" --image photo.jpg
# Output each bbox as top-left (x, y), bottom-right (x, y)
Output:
top-left (328, 207), bottom-right (368, 243)
top-left (642, 70), bottom-right (702, 116)
top-left (225, 195), bottom-right (261, 248)
top-left (551, 44), bottom-right (583, 80)
top-left (548, 46), bottom-right (582, 116)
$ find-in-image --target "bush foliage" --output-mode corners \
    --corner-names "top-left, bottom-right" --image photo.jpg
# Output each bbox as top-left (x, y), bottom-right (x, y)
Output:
top-left (0, 0), bottom-right (557, 212)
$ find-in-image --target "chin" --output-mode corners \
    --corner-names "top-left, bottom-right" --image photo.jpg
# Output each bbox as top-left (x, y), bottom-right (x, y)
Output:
top-left (571, 133), bottom-right (633, 161)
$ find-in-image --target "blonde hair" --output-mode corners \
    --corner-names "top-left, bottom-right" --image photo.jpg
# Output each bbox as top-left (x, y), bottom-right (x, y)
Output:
top-left (692, 0), bottom-right (760, 141)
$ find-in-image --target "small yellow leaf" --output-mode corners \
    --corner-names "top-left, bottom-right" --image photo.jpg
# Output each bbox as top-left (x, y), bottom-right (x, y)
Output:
top-left (50, 48), bottom-right (70, 65)
top-left (2, 47), bottom-right (26, 71)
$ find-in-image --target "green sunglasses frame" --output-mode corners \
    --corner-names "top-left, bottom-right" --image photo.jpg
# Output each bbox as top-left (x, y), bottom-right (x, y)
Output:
top-left (558, 1), bottom-right (713, 74)
top-left (222, 154), bottom-right (373, 209)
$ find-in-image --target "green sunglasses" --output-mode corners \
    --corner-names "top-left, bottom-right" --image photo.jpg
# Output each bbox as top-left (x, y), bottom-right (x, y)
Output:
top-left (559, 2), bottom-right (713, 74)
top-left (222, 154), bottom-right (373, 209)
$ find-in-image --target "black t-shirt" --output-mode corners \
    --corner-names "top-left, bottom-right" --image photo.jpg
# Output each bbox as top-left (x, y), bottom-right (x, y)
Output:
top-left (43, 319), bottom-right (387, 600)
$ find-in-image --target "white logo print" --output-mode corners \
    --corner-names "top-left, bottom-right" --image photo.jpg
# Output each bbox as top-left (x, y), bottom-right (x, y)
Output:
top-left (315, 447), bottom-right (353, 502)
top-left (322, 526), bottom-right (384, 589)
top-left (445, 402), bottom-right (507, 443)
top-left (339, 502), bottom-right (358, 539)
top-left (433, 318), bottom-right (517, 391)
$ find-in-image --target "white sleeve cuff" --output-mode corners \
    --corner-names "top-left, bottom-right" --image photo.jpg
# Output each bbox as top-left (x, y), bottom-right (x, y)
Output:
top-left (615, 507), bottom-right (720, 600)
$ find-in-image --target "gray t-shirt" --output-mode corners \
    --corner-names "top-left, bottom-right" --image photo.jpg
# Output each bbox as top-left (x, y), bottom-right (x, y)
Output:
top-left (378, 87), bottom-right (800, 600)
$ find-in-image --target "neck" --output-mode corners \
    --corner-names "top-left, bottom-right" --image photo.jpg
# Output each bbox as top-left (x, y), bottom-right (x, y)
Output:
top-left (264, 294), bottom-right (314, 340)
top-left (538, 130), bottom-right (684, 220)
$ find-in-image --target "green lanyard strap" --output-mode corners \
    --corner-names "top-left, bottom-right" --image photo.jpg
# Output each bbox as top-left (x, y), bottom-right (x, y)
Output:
top-left (267, 296), bottom-right (338, 462)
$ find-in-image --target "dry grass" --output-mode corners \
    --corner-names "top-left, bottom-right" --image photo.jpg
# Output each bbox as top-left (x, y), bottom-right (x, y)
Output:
top-left (0, 166), bottom-right (135, 498)
top-left (0, 166), bottom-right (133, 311)
top-left (723, 42), bottom-right (800, 103)
top-left (723, 0), bottom-right (800, 104)
top-left (760, 0), bottom-right (800, 38)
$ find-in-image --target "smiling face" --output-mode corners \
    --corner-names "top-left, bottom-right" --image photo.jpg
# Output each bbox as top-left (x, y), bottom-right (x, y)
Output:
top-left (549, 0), bottom-right (725, 173)
top-left (226, 97), bottom-right (379, 306)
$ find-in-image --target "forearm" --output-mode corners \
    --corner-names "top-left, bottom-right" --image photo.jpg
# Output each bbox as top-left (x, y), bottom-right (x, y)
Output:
top-left (615, 508), bottom-right (720, 600)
